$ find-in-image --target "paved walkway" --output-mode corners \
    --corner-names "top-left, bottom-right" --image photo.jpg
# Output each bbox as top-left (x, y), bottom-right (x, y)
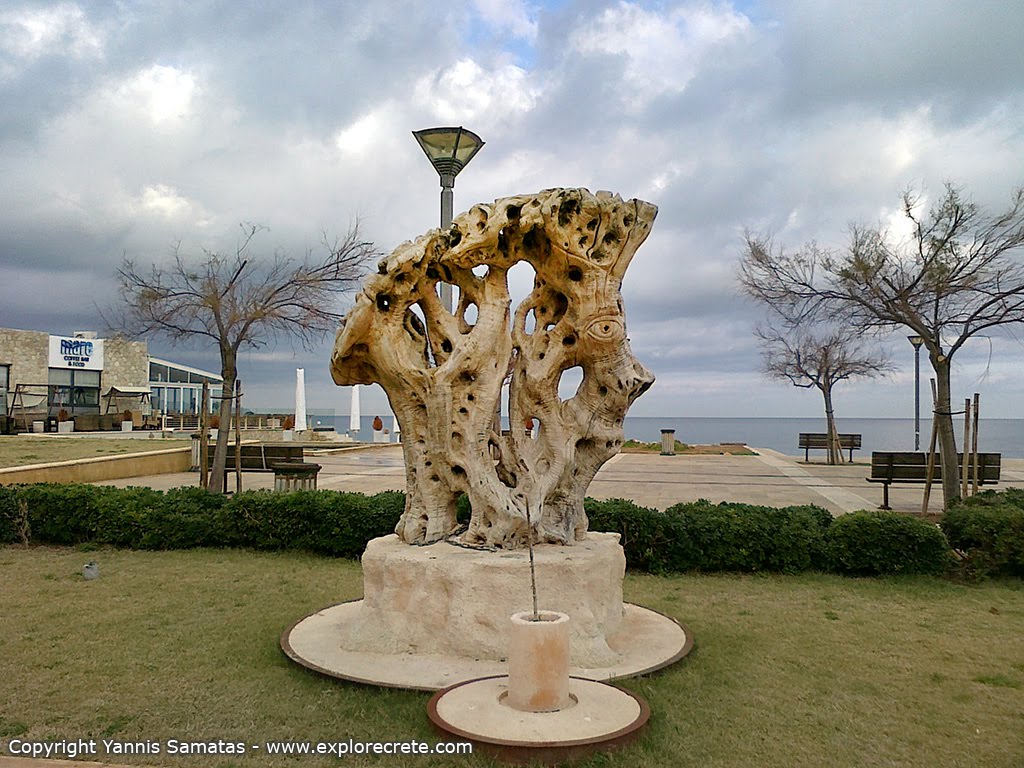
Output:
top-left (95, 445), bottom-right (1024, 515)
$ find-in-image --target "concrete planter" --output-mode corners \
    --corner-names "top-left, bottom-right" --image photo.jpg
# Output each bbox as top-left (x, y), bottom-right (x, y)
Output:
top-left (121, 420), bottom-right (133, 432)
top-left (57, 420), bottom-right (74, 434)
top-left (507, 611), bottom-right (571, 712)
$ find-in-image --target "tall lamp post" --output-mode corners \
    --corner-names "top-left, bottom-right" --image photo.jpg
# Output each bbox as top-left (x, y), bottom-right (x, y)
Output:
top-left (908, 335), bottom-right (924, 450)
top-left (412, 126), bottom-right (485, 312)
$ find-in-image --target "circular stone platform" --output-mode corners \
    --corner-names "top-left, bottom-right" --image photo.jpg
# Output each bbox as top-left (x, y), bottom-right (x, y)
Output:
top-left (427, 676), bottom-right (649, 763)
top-left (282, 600), bottom-right (692, 691)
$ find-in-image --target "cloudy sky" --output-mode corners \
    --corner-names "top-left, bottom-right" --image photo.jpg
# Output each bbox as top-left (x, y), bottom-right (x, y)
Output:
top-left (3, 0), bottom-right (1024, 422)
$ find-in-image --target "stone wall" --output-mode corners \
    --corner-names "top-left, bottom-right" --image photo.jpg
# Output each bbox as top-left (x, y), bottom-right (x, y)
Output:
top-left (102, 336), bottom-right (150, 391)
top-left (0, 327), bottom-right (50, 389)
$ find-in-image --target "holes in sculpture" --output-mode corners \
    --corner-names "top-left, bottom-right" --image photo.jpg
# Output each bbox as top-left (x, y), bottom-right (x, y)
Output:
top-left (376, 294), bottom-right (391, 311)
top-left (461, 302), bottom-right (478, 328)
top-left (557, 197), bottom-right (580, 227)
top-left (471, 264), bottom-right (489, 278)
top-left (567, 266), bottom-right (583, 282)
top-left (558, 365), bottom-right (584, 401)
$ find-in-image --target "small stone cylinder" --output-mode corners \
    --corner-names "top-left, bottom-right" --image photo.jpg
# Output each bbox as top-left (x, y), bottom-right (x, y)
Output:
top-left (661, 429), bottom-right (676, 455)
top-left (507, 611), bottom-right (571, 713)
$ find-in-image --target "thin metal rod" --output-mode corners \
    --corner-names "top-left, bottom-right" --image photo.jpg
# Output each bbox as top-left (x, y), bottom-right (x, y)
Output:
top-left (526, 499), bottom-right (538, 620)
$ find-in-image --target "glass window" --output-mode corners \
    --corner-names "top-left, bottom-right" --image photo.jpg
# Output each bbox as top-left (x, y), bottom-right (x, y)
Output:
top-left (72, 387), bottom-right (99, 408)
top-left (183, 387), bottom-right (198, 414)
top-left (0, 364), bottom-right (8, 391)
top-left (76, 370), bottom-right (100, 387)
top-left (150, 362), bottom-right (169, 382)
top-left (169, 366), bottom-right (189, 383)
top-left (167, 387), bottom-right (181, 413)
top-left (152, 386), bottom-right (164, 411)
top-left (48, 368), bottom-right (72, 386)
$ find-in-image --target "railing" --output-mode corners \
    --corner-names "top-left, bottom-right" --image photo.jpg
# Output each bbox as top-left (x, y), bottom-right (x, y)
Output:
top-left (162, 413), bottom-right (294, 431)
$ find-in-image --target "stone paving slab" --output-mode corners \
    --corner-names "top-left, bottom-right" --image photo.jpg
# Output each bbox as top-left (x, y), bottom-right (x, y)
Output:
top-left (94, 445), bottom-right (1024, 515)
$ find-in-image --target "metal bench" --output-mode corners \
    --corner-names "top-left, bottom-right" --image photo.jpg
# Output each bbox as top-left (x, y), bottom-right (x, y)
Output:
top-left (866, 451), bottom-right (1001, 509)
top-left (798, 432), bottom-right (862, 462)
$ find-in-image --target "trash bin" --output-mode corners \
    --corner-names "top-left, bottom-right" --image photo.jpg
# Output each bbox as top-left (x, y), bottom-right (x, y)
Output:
top-left (45, 416), bottom-right (59, 433)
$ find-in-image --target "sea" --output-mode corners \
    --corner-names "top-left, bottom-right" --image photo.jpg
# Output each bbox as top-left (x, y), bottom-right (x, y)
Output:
top-left (302, 414), bottom-right (1024, 458)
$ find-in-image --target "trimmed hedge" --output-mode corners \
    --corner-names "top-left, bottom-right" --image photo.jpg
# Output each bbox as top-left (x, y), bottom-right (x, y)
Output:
top-left (0, 483), bottom-right (989, 579)
top-left (586, 497), bottom-right (833, 574)
top-left (825, 510), bottom-right (952, 576)
top-left (943, 491), bottom-right (1024, 577)
top-left (0, 483), bottom-right (401, 556)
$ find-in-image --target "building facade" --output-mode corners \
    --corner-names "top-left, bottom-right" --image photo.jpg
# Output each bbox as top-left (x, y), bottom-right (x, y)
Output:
top-left (0, 327), bottom-right (221, 422)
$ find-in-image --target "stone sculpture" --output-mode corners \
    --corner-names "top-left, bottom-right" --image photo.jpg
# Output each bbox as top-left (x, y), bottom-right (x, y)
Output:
top-left (330, 188), bottom-right (655, 549)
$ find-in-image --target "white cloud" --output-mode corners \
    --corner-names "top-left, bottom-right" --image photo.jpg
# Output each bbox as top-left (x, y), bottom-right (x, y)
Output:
top-left (414, 58), bottom-right (542, 126)
top-left (472, 0), bottom-right (538, 42)
top-left (0, 2), bottom-right (104, 60)
top-left (135, 184), bottom-right (198, 221)
top-left (119, 64), bottom-right (197, 124)
top-left (570, 1), bottom-right (751, 108)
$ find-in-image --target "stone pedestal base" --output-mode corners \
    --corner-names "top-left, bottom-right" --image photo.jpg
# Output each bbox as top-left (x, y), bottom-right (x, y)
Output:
top-left (338, 533), bottom-right (627, 668)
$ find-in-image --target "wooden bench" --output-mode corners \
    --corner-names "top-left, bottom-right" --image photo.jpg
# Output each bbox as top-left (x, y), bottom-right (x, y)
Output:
top-left (798, 432), bottom-right (862, 462)
top-left (867, 451), bottom-right (1001, 509)
top-left (205, 443), bottom-right (306, 490)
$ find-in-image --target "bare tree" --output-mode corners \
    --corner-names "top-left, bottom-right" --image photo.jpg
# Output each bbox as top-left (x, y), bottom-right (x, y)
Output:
top-left (756, 322), bottom-right (890, 464)
top-left (740, 183), bottom-right (1024, 504)
top-left (111, 223), bottom-right (377, 493)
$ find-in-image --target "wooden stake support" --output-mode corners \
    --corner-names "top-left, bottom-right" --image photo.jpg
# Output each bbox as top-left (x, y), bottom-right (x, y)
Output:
top-left (961, 397), bottom-right (971, 498)
top-left (922, 379), bottom-right (939, 515)
top-left (199, 382), bottom-right (210, 490)
top-left (971, 392), bottom-right (980, 495)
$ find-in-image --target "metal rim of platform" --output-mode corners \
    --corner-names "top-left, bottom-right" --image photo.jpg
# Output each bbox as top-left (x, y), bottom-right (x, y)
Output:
top-left (426, 675), bottom-right (650, 764)
top-left (280, 600), bottom-right (694, 692)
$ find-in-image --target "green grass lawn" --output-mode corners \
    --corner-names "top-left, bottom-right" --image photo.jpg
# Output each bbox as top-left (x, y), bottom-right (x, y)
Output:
top-left (1, 546), bottom-right (1022, 767)
top-left (0, 436), bottom-right (191, 468)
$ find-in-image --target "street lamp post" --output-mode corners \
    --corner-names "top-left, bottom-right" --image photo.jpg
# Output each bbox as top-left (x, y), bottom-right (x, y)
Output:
top-left (908, 335), bottom-right (925, 450)
top-left (412, 126), bottom-right (485, 312)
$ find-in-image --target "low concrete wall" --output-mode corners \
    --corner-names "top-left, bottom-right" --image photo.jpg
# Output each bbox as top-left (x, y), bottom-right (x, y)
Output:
top-left (0, 447), bottom-right (191, 485)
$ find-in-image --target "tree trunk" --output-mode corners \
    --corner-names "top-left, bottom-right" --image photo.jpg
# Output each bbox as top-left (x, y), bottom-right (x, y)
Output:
top-left (933, 358), bottom-right (960, 506)
top-left (821, 385), bottom-right (841, 465)
top-left (209, 352), bottom-right (237, 495)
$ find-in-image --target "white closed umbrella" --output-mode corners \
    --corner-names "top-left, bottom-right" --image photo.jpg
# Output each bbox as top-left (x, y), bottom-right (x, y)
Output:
top-left (294, 369), bottom-right (307, 432)
top-left (349, 385), bottom-right (360, 435)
